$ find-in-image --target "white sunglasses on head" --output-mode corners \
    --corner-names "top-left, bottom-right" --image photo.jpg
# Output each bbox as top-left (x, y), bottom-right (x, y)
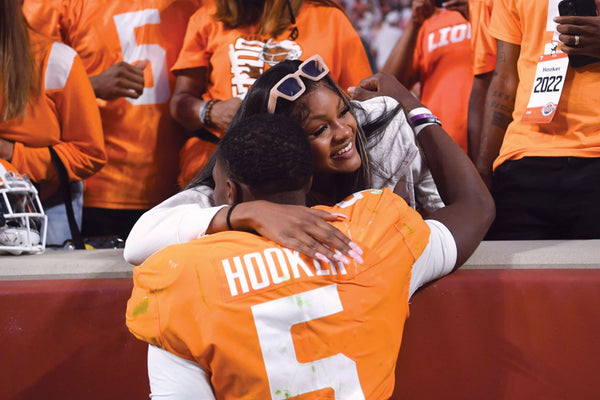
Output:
top-left (267, 54), bottom-right (330, 114)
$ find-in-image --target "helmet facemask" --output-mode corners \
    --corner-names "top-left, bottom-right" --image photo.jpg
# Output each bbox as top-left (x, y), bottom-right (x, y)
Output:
top-left (0, 161), bottom-right (47, 255)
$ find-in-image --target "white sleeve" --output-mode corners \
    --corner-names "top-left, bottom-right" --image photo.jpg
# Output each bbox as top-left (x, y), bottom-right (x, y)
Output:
top-left (147, 345), bottom-right (216, 400)
top-left (409, 220), bottom-right (457, 299)
top-left (123, 186), bottom-right (226, 265)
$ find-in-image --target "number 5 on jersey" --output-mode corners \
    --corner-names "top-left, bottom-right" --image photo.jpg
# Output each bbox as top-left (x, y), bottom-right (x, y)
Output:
top-left (113, 10), bottom-right (170, 105)
top-left (252, 284), bottom-right (366, 399)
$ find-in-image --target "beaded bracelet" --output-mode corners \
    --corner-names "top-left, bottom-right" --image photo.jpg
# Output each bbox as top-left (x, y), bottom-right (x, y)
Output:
top-left (204, 99), bottom-right (221, 128)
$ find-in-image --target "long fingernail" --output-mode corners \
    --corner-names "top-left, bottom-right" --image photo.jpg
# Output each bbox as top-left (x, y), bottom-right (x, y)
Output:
top-left (349, 241), bottom-right (363, 255)
top-left (315, 252), bottom-right (329, 263)
top-left (351, 253), bottom-right (364, 265)
top-left (332, 213), bottom-right (348, 219)
top-left (334, 251), bottom-right (350, 265)
top-left (348, 250), bottom-right (364, 265)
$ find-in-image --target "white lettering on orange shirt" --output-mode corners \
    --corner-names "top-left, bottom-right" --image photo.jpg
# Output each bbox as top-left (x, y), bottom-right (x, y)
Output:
top-left (428, 23), bottom-right (471, 52)
top-left (229, 38), bottom-right (265, 98)
top-left (222, 247), bottom-right (348, 297)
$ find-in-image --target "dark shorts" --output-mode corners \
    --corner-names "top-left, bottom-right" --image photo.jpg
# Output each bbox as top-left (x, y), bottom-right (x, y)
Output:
top-left (486, 156), bottom-right (600, 240)
top-left (82, 207), bottom-right (147, 240)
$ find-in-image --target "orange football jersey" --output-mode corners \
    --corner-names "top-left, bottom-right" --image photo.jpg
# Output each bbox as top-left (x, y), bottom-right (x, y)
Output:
top-left (24, 0), bottom-right (200, 209)
top-left (127, 188), bottom-right (430, 399)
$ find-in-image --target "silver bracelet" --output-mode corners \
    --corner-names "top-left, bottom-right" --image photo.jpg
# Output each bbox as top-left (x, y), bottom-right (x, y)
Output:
top-left (198, 101), bottom-right (210, 125)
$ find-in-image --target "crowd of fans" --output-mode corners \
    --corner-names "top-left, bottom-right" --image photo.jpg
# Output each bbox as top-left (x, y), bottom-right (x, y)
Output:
top-left (1, 0), bottom-right (599, 247)
top-left (0, 0), bottom-right (600, 247)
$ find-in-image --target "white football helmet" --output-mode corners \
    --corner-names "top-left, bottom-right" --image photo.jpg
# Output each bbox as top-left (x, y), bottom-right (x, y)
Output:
top-left (0, 159), bottom-right (47, 255)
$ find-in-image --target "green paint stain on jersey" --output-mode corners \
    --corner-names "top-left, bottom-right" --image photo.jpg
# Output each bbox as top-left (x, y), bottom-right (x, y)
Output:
top-left (132, 298), bottom-right (149, 316)
top-left (275, 389), bottom-right (292, 398)
top-left (295, 296), bottom-right (312, 308)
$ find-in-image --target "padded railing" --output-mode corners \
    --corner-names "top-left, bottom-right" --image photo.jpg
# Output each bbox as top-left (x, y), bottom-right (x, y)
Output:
top-left (2, 240), bottom-right (599, 400)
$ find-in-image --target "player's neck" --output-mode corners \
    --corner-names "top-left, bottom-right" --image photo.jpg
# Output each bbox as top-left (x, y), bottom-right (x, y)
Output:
top-left (246, 190), bottom-right (306, 206)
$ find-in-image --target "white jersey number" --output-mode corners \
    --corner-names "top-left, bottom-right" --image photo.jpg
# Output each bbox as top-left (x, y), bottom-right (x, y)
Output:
top-left (252, 284), bottom-right (365, 399)
top-left (113, 10), bottom-right (170, 105)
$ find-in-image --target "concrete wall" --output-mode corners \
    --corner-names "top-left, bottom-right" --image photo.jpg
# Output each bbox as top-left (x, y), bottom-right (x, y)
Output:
top-left (2, 240), bottom-right (599, 399)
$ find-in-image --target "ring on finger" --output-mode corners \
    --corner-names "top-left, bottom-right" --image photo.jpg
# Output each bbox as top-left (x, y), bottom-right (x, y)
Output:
top-left (574, 35), bottom-right (580, 46)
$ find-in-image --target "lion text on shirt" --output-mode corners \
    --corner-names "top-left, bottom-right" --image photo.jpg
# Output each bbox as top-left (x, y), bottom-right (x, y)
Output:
top-left (222, 247), bottom-right (347, 298)
top-left (428, 22), bottom-right (471, 52)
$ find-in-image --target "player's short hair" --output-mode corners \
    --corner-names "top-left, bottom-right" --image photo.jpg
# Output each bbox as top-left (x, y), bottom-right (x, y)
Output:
top-left (217, 113), bottom-right (313, 194)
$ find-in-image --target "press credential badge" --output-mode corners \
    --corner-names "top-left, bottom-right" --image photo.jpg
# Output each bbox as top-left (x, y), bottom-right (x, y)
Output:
top-left (521, 51), bottom-right (569, 124)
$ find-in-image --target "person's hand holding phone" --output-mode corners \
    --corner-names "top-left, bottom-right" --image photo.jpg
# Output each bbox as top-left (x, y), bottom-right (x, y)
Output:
top-left (555, 0), bottom-right (600, 67)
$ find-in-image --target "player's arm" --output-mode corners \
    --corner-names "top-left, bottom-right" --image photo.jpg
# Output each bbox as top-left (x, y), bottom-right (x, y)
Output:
top-left (414, 118), bottom-right (494, 268)
top-left (474, 40), bottom-right (520, 187)
top-left (349, 72), bottom-right (495, 268)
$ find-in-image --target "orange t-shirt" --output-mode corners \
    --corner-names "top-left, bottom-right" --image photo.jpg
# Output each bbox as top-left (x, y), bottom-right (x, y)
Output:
top-left (488, 0), bottom-right (600, 170)
top-left (470, 0), bottom-right (497, 75)
top-left (412, 9), bottom-right (473, 152)
top-left (0, 31), bottom-right (105, 199)
top-left (172, 0), bottom-right (373, 187)
top-left (24, 0), bottom-right (200, 209)
top-left (127, 188), bottom-right (430, 399)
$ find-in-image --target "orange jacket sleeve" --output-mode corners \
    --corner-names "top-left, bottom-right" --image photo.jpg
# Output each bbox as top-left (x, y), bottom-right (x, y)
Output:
top-left (9, 41), bottom-right (106, 183)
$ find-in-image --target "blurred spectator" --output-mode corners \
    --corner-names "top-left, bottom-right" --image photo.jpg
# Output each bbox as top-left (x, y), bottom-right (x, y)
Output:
top-left (382, 0), bottom-right (472, 153)
top-left (23, 0), bottom-right (200, 240)
top-left (476, 0), bottom-right (600, 239)
top-left (1, 0), bottom-right (105, 246)
top-left (467, 0), bottom-right (495, 161)
top-left (169, 0), bottom-right (372, 188)
top-left (371, 10), bottom-right (404, 70)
